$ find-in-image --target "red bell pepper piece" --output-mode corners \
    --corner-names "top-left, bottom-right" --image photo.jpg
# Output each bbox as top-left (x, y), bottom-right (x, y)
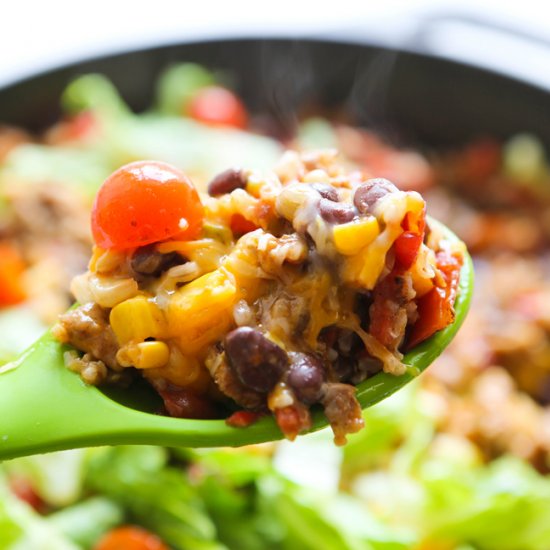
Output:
top-left (407, 249), bottom-right (463, 349)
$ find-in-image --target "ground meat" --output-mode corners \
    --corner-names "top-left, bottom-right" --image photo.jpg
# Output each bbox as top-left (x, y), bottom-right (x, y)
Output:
top-left (321, 383), bottom-right (364, 445)
top-left (56, 303), bottom-right (120, 370)
top-left (369, 269), bottom-right (416, 351)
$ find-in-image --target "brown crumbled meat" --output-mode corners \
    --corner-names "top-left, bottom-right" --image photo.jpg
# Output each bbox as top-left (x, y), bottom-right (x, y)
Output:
top-left (57, 303), bottom-right (120, 370)
top-left (207, 351), bottom-right (266, 411)
top-left (321, 383), bottom-right (364, 445)
top-left (369, 270), bottom-right (416, 351)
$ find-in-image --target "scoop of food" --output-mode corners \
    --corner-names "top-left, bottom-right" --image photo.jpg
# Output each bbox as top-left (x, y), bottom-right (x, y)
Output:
top-left (53, 150), bottom-right (466, 445)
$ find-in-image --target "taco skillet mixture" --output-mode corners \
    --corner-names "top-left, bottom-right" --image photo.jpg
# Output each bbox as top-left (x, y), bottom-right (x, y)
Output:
top-left (2, 64), bottom-right (550, 550)
top-left (52, 150), bottom-right (463, 445)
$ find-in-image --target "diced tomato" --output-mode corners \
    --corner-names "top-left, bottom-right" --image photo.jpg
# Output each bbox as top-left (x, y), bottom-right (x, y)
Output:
top-left (91, 161), bottom-right (203, 250)
top-left (230, 214), bottom-right (257, 236)
top-left (188, 86), bottom-right (248, 129)
top-left (394, 210), bottom-right (426, 269)
top-left (226, 410), bottom-right (262, 428)
top-left (394, 232), bottom-right (423, 270)
top-left (407, 250), bottom-right (463, 349)
top-left (275, 405), bottom-right (311, 441)
top-left (94, 526), bottom-right (168, 550)
top-left (0, 243), bottom-right (26, 307)
top-left (9, 476), bottom-right (45, 512)
top-left (369, 267), bottom-right (407, 350)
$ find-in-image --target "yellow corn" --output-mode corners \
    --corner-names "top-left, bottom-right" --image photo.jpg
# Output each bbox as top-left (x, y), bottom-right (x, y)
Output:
top-left (410, 246), bottom-right (436, 298)
top-left (341, 224), bottom-right (401, 290)
top-left (110, 295), bottom-right (166, 345)
top-left (117, 341), bottom-right (170, 369)
top-left (333, 217), bottom-right (380, 256)
top-left (144, 347), bottom-right (211, 392)
top-left (222, 239), bottom-right (267, 302)
top-left (167, 269), bottom-right (237, 355)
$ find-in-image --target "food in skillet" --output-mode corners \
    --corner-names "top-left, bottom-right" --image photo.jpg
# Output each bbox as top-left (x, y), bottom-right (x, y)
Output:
top-left (53, 149), bottom-right (464, 444)
top-left (3, 65), bottom-right (550, 549)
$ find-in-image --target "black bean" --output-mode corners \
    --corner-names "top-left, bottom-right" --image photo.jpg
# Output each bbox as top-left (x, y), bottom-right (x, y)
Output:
top-left (224, 327), bottom-right (289, 393)
top-left (131, 245), bottom-right (182, 277)
top-left (287, 353), bottom-right (325, 405)
top-left (353, 178), bottom-right (398, 214)
top-left (207, 168), bottom-right (247, 196)
top-left (310, 183), bottom-right (339, 202)
top-left (319, 198), bottom-right (356, 224)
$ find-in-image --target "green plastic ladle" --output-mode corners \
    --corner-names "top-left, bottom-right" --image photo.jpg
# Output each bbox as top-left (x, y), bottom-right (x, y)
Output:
top-left (0, 223), bottom-right (473, 460)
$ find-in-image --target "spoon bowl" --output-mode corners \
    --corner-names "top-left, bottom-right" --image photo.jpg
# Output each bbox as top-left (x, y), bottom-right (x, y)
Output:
top-left (0, 222), bottom-right (473, 460)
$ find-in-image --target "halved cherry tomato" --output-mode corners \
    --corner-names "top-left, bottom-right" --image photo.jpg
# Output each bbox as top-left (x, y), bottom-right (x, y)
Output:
top-left (0, 243), bottom-right (26, 307)
top-left (188, 86), bottom-right (248, 129)
top-left (91, 161), bottom-right (203, 250)
top-left (394, 210), bottom-right (426, 270)
top-left (94, 526), bottom-right (168, 550)
top-left (407, 250), bottom-right (463, 349)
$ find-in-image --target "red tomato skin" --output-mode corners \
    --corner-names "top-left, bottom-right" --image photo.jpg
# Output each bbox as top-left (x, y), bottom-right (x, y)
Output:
top-left (406, 250), bottom-right (463, 349)
top-left (226, 410), bottom-right (262, 428)
top-left (94, 526), bottom-right (169, 550)
top-left (189, 86), bottom-right (248, 129)
top-left (394, 210), bottom-right (426, 270)
top-left (9, 476), bottom-right (45, 512)
top-left (0, 243), bottom-right (26, 306)
top-left (91, 161), bottom-right (203, 250)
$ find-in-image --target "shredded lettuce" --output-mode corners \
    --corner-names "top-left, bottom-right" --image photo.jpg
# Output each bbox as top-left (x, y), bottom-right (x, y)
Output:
top-left (0, 478), bottom-right (80, 550)
top-left (0, 306), bottom-right (46, 365)
top-left (2, 449), bottom-right (88, 507)
top-left (344, 384), bottom-right (550, 550)
top-left (62, 73), bottom-right (131, 119)
top-left (48, 496), bottom-right (124, 549)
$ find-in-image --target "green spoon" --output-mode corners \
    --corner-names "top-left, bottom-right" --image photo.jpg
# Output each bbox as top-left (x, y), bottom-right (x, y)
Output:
top-left (0, 223), bottom-right (473, 460)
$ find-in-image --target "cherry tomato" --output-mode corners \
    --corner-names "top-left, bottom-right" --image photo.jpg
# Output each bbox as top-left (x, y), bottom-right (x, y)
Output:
top-left (91, 161), bottom-right (203, 250)
top-left (94, 526), bottom-right (168, 550)
top-left (188, 86), bottom-right (248, 129)
top-left (0, 243), bottom-right (26, 307)
top-left (407, 250), bottom-right (463, 349)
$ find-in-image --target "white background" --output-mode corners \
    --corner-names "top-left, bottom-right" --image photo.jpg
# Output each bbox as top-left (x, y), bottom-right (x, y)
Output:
top-left (1, 0), bottom-right (550, 86)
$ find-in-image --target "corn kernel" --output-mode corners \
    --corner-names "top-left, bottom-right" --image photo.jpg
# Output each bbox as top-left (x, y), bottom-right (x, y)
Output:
top-left (167, 269), bottom-right (237, 354)
top-left (341, 224), bottom-right (402, 290)
top-left (333, 217), bottom-right (380, 256)
top-left (110, 295), bottom-right (166, 345)
top-left (117, 341), bottom-right (170, 369)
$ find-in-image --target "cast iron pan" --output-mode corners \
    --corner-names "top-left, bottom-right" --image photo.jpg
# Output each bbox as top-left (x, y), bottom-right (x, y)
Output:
top-left (1, 38), bottom-right (550, 148)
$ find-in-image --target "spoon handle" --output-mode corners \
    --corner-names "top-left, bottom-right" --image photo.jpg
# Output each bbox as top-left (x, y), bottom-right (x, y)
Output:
top-left (0, 332), bottom-right (283, 460)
